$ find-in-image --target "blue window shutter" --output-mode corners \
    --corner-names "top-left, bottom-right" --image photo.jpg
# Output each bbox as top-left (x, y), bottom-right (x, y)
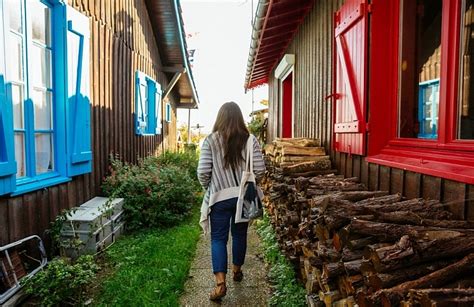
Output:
top-left (65, 6), bottom-right (92, 177)
top-left (147, 78), bottom-right (156, 133)
top-left (135, 71), bottom-right (148, 134)
top-left (0, 76), bottom-right (17, 195)
top-left (166, 103), bottom-right (171, 123)
top-left (155, 84), bottom-right (162, 135)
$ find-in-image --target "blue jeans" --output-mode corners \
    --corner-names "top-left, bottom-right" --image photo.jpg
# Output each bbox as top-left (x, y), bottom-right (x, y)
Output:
top-left (210, 197), bottom-right (249, 274)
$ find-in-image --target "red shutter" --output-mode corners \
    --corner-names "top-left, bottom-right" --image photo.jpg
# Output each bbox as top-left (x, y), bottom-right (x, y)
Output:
top-left (333, 0), bottom-right (369, 155)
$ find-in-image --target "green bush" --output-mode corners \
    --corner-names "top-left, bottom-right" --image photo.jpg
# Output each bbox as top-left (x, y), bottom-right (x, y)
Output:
top-left (256, 216), bottom-right (306, 307)
top-left (22, 255), bottom-right (99, 307)
top-left (102, 153), bottom-right (199, 232)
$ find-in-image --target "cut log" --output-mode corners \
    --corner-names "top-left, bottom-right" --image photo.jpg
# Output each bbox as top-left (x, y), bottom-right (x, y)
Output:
top-left (338, 275), bottom-right (364, 297)
top-left (319, 290), bottom-right (342, 306)
top-left (375, 211), bottom-right (474, 228)
top-left (366, 235), bottom-right (474, 272)
top-left (306, 294), bottom-right (325, 307)
top-left (331, 191), bottom-right (389, 202)
top-left (280, 145), bottom-right (327, 156)
top-left (349, 219), bottom-right (474, 242)
top-left (275, 137), bottom-right (322, 147)
top-left (263, 144), bottom-right (276, 156)
top-left (322, 259), bottom-right (363, 280)
top-left (288, 169), bottom-right (336, 178)
top-left (281, 159), bottom-right (332, 175)
top-left (353, 193), bottom-right (403, 206)
top-left (332, 296), bottom-right (356, 307)
top-left (407, 288), bottom-right (474, 306)
top-left (364, 259), bottom-right (454, 290)
top-left (367, 253), bottom-right (474, 306)
top-left (280, 155), bottom-right (330, 163)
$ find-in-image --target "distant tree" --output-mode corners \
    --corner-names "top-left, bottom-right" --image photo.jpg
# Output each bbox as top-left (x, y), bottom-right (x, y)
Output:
top-left (178, 124), bottom-right (204, 144)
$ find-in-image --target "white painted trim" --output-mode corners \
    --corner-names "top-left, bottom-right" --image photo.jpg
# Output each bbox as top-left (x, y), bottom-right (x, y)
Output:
top-left (275, 54), bottom-right (295, 80)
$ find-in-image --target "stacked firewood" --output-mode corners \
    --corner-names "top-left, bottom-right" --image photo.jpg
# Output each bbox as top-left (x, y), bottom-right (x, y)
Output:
top-left (263, 138), bottom-right (334, 178)
top-left (261, 154), bottom-right (474, 306)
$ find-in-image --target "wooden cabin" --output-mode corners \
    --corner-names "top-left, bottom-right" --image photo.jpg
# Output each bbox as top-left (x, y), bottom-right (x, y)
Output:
top-left (245, 0), bottom-right (474, 220)
top-left (0, 0), bottom-right (199, 247)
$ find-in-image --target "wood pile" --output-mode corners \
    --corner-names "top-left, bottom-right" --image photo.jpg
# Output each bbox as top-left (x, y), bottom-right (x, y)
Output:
top-left (263, 138), bottom-right (334, 178)
top-left (261, 142), bottom-right (474, 307)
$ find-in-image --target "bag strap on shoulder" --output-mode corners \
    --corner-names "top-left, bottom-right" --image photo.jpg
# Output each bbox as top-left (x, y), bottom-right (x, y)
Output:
top-left (246, 135), bottom-right (253, 173)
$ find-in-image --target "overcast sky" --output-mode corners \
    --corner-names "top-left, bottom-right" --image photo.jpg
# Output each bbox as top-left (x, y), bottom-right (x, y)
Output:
top-left (178, 0), bottom-right (268, 134)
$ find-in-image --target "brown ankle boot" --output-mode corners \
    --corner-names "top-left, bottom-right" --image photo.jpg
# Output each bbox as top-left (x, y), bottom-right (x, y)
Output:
top-left (233, 270), bottom-right (243, 282)
top-left (209, 282), bottom-right (227, 301)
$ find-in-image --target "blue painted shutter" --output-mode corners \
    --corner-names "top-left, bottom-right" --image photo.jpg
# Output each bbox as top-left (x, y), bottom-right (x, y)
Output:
top-left (0, 76), bottom-right (17, 195)
top-left (155, 83), bottom-right (162, 134)
top-left (65, 6), bottom-right (92, 177)
top-left (135, 72), bottom-right (148, 134)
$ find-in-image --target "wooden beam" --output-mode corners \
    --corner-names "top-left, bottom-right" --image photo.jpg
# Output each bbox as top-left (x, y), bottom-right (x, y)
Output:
top-left (163, 70), bottom-right (185, 101)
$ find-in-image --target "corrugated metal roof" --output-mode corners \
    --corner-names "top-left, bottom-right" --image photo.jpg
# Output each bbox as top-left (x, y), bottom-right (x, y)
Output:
top-left (146, 0), bottom-right (200, 108)
top-left (244, 0), bottom-right (314, 90)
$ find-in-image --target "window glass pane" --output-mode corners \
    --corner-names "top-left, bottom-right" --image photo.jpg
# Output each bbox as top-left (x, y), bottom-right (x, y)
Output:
top-left (6, 0), bottom-right (22, 33)
top-left (12, 84), bottom-right (24, 129)
top-left (32, 89), bottom-right (52, 130)
top-left (31, 46), bottom-right (51, 88)
top-left (9, 35), bottom-right (23, 82)
top-left (35, 133), bottom-right (54, 174)
top-left (15, 133), bottom-right (26, 178)
top-left (28, 0), bottom-right (51, 46)
top-left (399, 0), bottom-right (442, 139)
top-left (458, 0), bottom-right (474, 139)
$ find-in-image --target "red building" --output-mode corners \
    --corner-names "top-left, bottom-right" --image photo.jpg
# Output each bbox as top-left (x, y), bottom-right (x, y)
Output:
top-left (245, 0), bottom-right (474, 219)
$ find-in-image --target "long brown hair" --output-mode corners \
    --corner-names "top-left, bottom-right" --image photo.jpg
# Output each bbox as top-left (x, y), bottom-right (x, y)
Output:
top-left (213, 102), bottom-right (249, 169)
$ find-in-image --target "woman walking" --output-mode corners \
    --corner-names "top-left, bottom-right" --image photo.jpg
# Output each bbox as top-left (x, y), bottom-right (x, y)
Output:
top-left (197, 101), bottom-right (265, 301)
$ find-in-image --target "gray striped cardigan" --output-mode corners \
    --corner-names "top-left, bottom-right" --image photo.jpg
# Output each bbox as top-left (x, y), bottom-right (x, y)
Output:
top-left (197, 132), bottom-right (266, 232)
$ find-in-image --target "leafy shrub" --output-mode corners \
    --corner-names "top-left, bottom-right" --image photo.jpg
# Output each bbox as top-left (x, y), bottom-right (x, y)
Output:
top-left (248, 115), bottom-right (266, 143)
top-left (102, 153), bottom-right (199, 231)
top-left (143, 151), bottom-right (199, 187)
top-left (256, 216), bottom-right (306, 307)
top-left (23, 255), bottom-right (99, 307)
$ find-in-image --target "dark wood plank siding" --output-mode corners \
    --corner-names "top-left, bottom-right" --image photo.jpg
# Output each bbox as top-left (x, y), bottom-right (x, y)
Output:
top-left (0, 0), bottom-right (178, 246)
top-left (335, 153), bottom-right (474, 221)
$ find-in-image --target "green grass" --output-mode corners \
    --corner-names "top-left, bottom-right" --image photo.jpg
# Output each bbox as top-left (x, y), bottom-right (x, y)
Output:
top-left (95, 209), bottom-right (201, 307)
top-left (255, 215), bottom-right (307, 307)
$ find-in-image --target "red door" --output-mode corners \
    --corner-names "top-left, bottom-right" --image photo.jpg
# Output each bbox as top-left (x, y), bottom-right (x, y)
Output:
top-left (333, 0), bottom-right (369, 155)
top-left (282, 72), bottom-right (293, 138)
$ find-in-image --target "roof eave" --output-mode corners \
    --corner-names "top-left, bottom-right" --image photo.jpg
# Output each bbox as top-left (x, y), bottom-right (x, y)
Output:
top-left (172, 0), bottom-right (200, 108)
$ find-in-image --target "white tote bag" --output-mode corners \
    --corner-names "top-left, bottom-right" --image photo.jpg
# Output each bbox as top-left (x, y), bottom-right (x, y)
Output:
top-left (235, 136), bottom-right (264, 223)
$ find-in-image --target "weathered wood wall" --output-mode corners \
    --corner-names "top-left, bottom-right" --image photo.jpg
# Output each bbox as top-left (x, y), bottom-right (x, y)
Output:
top-left (267, 0), bottom-right (344, 158)
top-left (266, 0), bottom-right (474, 221)
top-left (0, 0), bottom-right (177, 248)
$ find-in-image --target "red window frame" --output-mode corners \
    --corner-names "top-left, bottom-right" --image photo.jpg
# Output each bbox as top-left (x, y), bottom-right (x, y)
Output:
top-left (367, 0), bottom-right (474, 185)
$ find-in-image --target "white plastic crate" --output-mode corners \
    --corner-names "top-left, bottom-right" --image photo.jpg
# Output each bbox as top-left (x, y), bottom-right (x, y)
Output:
top-left (60, 197), bottom-right (125, 258)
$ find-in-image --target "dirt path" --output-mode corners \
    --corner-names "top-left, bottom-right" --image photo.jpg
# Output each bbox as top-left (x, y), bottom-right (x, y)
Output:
top-left (180, 226), bottom-right (270, 306)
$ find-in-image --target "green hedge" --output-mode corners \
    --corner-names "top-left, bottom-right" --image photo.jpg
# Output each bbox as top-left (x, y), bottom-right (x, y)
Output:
top-left (102, 152), bottom-right (200, 232)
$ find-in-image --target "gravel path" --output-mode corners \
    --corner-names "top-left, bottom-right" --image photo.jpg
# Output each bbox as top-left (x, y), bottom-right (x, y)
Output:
top-left (180, 226), bottom-right (270, 306)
